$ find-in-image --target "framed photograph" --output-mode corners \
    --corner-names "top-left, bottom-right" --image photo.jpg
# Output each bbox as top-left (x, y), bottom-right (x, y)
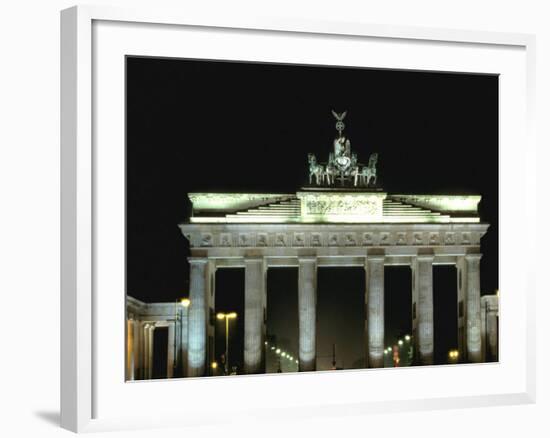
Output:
top-left (61, 5), bottom-right (536, 432)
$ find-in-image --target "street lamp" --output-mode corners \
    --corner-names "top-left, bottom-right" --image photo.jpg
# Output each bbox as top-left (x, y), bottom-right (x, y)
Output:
top-left (217, 312), bottom-right (237, 375)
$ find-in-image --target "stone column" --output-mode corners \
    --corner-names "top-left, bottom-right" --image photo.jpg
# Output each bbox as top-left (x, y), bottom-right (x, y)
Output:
top-left (414, 255), bottom-right (434, 365)
top-left (298, 256), bottom-right (317, 371)
top-left (167, 321), bottom-right (175, 378)
top-left (411, 264), bottom-right (418, 364)
top-left (149, 325), bottom-right (156, 379)
top-left (132, 319), bottom-right (141, 380)
top-left (142, 324), bottom-right (149, 379)
top-left (143, 324), bottom-right (155, 379)
top-left (456, 259), bottom-right (466, 360)
top-left (206, 261), bottom-right (217, 375)
top-left (188, 257), bottom-right (209, 377)
top-left (137, 323), bottom-right (145, 379)
top-left (465, 254), bottom-right (483, 363)
top-left (180, 305), bottom-right (189, 377)
top-left (365, 255), bottom-right (385, 368)
top-left (126, 319), bottom-right (133, 380)
top-left (244, 257), bottom-right (266, 374)
top-left (481, 298), bottom-right (487, 362)
top-left (487, 310), bottom-right (499, 361)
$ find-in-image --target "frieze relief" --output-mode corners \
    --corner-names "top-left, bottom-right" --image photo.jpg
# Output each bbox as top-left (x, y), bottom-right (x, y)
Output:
top-left (220, 233), bottom-right (232, 247)
top-left (239, 233), bottom-right (252, 247)
top-left (186, 230), bottom-right (481, 248)
top-left (362, 232), bottom-right (374, 246)
top-left (275, 233), bottom-right (287, 247)
top-left (328, 233), bottom-right (339, 246)
top-left (305, 197), bottom-right (379, 216)
top-left (200, 233), bottom-right (213, 247)
top-left (311, 233), bottom-right (323, 246)
top-left (257, 233), bottom-right (268, 247)
top-left (344, 233), bottom-right (357, 246)
top-left (396, 232), bottom-right (407, 245)
top-left (444, 232), bottom-right (456, 245)
top-left (379, 232), bottom-right (391, 246)
top-left (429, 232), bottom-right (440, 245)
top-left (413, 232), bottom-right (424, 245)
top-left (294, 233), bottom-right (305, 246)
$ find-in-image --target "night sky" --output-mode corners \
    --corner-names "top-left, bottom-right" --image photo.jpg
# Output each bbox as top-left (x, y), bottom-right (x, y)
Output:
top-left (126, 56), bottom-right (498, 369)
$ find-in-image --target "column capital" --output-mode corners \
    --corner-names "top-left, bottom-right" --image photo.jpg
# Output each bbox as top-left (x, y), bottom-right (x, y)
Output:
top-left (244, 256), bottom-right (264, 264)
top-left (416, 254), bottom-right (435, 262)
top-left (187, 256), bottom-right (209, 264)
top-left (465, 253), bottom-right (483, 261)
top-left (298, 256), bottom-right (317, 264)
top-left (366, 254), bottom-right (385, 262)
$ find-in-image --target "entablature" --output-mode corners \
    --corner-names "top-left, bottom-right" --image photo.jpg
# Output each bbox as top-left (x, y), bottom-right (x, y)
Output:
top-left (179, 222), bottom-right (489, 251)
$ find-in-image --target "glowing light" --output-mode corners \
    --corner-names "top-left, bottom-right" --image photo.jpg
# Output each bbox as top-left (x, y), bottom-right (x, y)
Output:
top-left (398, 340), bottom-right (403, 346)
top-left (217, 313), bottom-right (225, 320)
top-left (448, 350), bottom-right (459, 360)
top-left (211, 361), bottom-right (218, 369)
top-left (405, 335), bottom-right (411, 341)
top-left (276, 349), bottom-right (281, 354)
top-left (180, 298), bottom-right (191, 307)
top-left (271, 346), bottom-right (275, 350)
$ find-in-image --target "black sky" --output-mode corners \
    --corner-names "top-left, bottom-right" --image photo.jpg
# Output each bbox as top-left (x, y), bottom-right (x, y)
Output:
top-left (126, 56), bottom-right (498, 368)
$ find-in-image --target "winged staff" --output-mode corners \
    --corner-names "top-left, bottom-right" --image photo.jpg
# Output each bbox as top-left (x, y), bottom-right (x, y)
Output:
top-left (331, 110), bottom-right (347, 137)
top-left (331, 110), bottom-right (347, 120)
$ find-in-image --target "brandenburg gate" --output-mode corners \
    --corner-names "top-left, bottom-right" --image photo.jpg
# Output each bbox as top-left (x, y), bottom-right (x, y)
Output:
top-left (179, 189), bottom-right (489, 377)
top-left (175, 111), bottom-right (492, 377)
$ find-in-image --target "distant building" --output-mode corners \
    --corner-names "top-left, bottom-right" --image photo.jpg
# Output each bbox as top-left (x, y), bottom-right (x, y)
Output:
top-left (126, 296), bottom-right (189, 380)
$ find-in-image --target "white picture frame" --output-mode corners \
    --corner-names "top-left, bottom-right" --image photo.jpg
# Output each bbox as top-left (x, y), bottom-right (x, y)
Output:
top-left (60, 5), bottom-right (536, 433)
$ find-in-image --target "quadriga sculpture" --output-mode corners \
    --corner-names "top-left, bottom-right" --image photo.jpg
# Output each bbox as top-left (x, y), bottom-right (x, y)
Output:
top-left (325, 152), bottom-right (338, 185)
top-left (308, 153), bottom-right (325, 185)
top-left (354, 153), bottom-right (378, 186)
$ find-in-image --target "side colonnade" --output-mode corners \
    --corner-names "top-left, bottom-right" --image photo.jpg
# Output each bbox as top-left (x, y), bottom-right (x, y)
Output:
top-left (126, 298), bottom-right (189, 380)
